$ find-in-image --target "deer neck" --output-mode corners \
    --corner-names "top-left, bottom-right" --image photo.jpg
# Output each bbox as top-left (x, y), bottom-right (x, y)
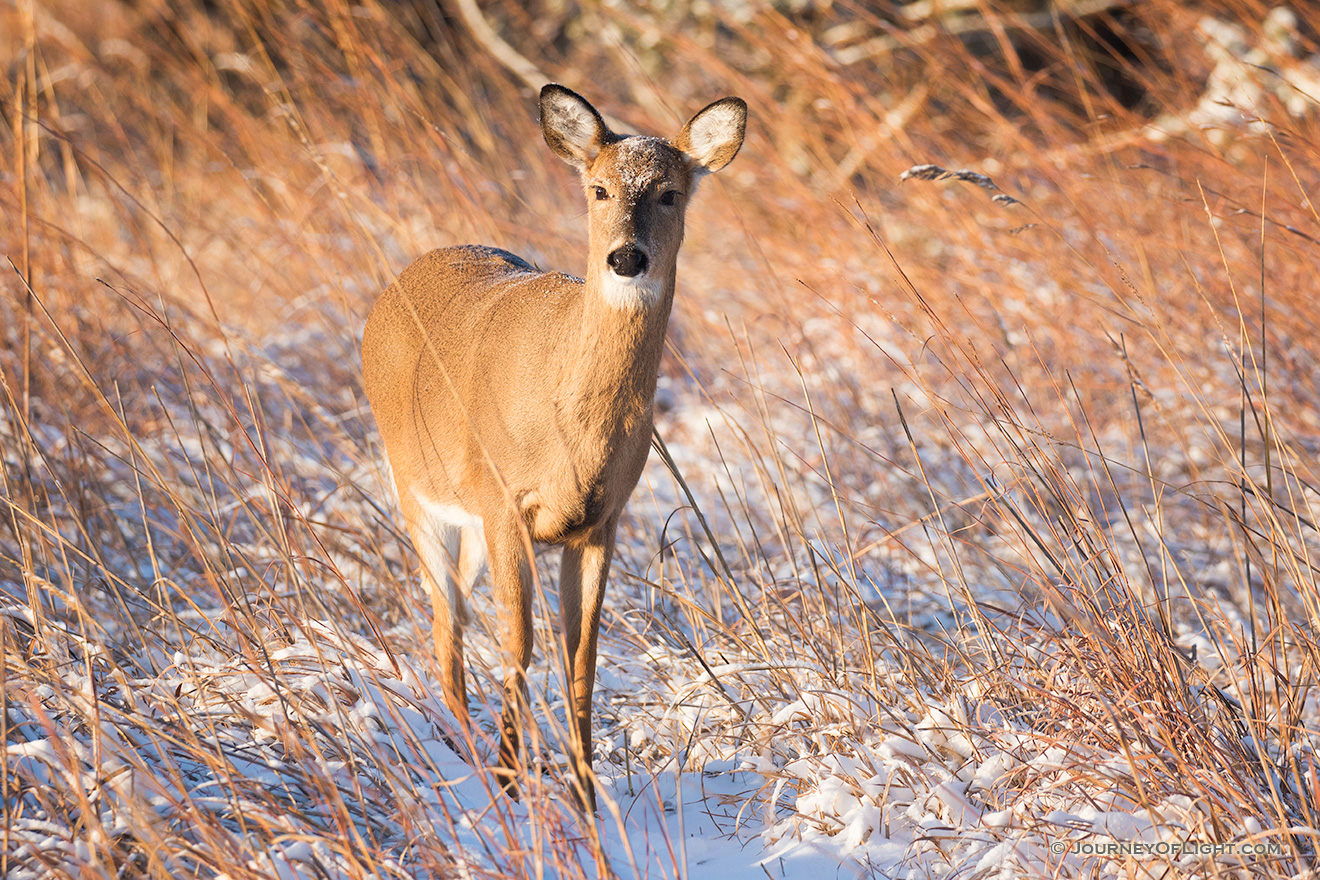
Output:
top-left (557, 261), bottom-right (676, 442)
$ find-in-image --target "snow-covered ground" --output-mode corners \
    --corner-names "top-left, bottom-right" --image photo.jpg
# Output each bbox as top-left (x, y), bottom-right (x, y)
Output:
top-left (5, 4), bottom-right (1319, 870)
top-left (2, 300), bottom-right (1306, 878)
top-left (6, 589), bottom-right (1279, 880)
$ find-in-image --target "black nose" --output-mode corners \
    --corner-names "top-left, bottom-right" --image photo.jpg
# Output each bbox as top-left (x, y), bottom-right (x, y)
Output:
top-left (607, 246), bottom-right (648, 278)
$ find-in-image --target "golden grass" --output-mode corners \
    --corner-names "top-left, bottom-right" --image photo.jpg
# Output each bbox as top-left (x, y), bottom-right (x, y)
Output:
top-left (3, 0), bottom-right (1320, 876)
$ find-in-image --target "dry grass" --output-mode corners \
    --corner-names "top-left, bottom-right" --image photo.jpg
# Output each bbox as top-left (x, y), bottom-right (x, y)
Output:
top-left (3, 0), bottom-right (1320, 877)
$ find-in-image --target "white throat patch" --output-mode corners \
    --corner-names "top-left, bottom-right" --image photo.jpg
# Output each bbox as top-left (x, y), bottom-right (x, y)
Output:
top-left (600, 272), bottom-right (664, 310)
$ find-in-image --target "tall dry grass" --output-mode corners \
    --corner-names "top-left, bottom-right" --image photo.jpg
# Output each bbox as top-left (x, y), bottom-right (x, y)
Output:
top-left (3, 0), bottom-right (1320, 876)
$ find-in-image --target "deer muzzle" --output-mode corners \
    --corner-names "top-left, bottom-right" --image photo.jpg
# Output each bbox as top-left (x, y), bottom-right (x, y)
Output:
top-left (607, 245), bottom-right (649, 278)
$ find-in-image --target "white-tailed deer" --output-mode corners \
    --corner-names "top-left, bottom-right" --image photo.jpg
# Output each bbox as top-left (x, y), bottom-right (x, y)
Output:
top-left (362, 85), bottom-right (745, 811)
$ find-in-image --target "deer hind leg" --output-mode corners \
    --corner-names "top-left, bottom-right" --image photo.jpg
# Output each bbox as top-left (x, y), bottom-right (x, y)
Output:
top-left (558, 518), bottom-right (617, 813)
top-left (485, 513), bottom-right (535, 799)
top-left (407, 496), bottom-right (483, 728)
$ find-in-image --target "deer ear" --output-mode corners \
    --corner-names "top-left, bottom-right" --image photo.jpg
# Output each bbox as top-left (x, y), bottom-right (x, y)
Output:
top-left (673, 97), bottom-right (747, 175)
top-left (541, 84), bottom-right (613, 169)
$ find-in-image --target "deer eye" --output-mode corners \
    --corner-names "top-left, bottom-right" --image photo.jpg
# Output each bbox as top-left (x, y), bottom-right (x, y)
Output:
top-left (593, 186), bottom-right (609, 201)
top-left (659, 190), bottom-right (681, 206)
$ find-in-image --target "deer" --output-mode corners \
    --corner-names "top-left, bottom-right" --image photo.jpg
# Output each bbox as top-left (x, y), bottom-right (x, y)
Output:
top-left (361, 84), bottom-right (746, 812)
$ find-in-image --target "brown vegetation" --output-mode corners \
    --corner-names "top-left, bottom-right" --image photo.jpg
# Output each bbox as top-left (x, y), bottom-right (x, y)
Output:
top-left (3, 0), bottom-right (1319, 876)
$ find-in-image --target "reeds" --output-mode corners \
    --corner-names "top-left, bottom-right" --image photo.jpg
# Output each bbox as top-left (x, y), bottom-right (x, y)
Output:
top-left (3, 0), bottom-right (1319, 876)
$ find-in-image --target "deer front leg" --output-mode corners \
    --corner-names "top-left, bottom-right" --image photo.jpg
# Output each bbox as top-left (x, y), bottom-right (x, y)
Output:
top-left (485, 513), bottom-right (535, 799)
top-left (558, 518), bottom-right (616, 813)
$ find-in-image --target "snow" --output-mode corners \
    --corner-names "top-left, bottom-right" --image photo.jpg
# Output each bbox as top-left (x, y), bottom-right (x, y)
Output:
top-left (4, 245), bottom-right (1314, 879)
top-left (9, 578), bottom-right (1254, 879)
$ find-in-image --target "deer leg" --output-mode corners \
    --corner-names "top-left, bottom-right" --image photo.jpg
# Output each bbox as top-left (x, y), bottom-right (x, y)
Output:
top-left (455, 526), bottom-right (486, 620)
top-left (558, 518), bottom-right (616, 813)
top-left (485, 513), bottom-right (535, 799)
top-left (404, 501), bottom-right (471, 729)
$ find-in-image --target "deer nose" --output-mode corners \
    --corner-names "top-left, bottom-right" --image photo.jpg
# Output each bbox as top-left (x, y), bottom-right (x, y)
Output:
top-left (607, 246), bottom-right (648, 278)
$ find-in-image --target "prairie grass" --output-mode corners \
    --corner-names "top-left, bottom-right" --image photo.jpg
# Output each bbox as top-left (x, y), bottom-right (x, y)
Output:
top-left (3, 0), bottom-right (1320, 877)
